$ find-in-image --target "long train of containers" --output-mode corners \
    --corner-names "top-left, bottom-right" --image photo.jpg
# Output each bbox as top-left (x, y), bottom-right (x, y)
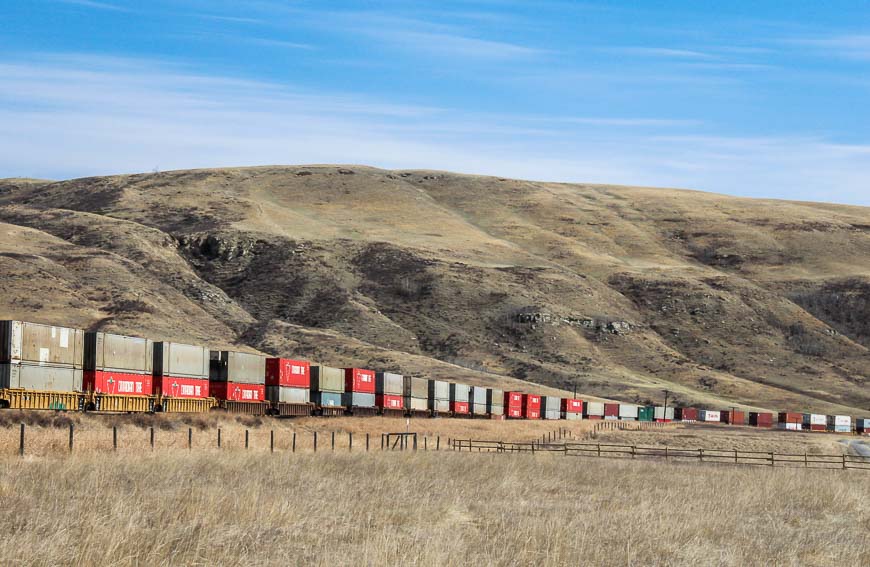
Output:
top-left (2, 320), bottom-right (867, 433)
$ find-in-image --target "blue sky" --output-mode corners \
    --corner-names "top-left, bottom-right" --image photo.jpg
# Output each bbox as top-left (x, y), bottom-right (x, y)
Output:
top-left (2, 1), bottom-right (870, 205)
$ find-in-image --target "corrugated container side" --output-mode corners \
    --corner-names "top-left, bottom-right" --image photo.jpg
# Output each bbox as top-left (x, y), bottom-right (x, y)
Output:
top-left (562, 399), bottom-right (583, 414)
top-left (210, 381), bottom-right (265, 402)
top-left (585, 401), bottom-right (605, 417)
top-left (310, 365), bottom-right (344, 393)
top-left (84, 370), bottom-right (153, 396)
top-left (85, 332), bottom-right (153, 373)
top-left (403, 376), bottom-right (428, 398)
top-left (473, 403), bottom-right (487, 416)
top-left (0, 362), bottom-right (83, 392)
top-left (266, 385), bottom-right (310, 404)
top-left (619, 404), bottom-right (639, 419)
top-left (1, 321), bottom-right (84, 367)
top-left (450, 383), bottom-right (470, 403)
top-left (431, 398), bottom-right (450, 413)
top-left (153, 342), bottom-right (209, 379)
top-left (638, 406), bottom-right (655, 421)
top-left (315, 391), bottom-right (343, 407)
top-left (542, 396), bottom-right (561, 413)
top-left (778, 412), bottom-right (802, 424)
top-left (377, 393), bottom-right (404, 410)
top-left (487, 388), bottom-right (504, 408)
top-left (343, 392), bottom-right (376, 408)
top-left (565, 412), bottom-right (583, 421)
top-left (157, 376), bottom-right (209, 398)
top-left (428, 380), bottom-right (449, 401)
top-left (504, 391), bottom-right (523, 408)
top-left (654, 406), bottom-right (675, 420)
top-left (265, 358), bottom-right (310, 388)
top-left (749, 412), bottom-right (773, 426)
top-left (345, 368), bottom-right (375, 393)
top-left (604, 403), bottom-right (620, 417)
top-left (489, 404), bottom-right (504, 416)
top-left (376, 372), bottom-right (403, 395)
top-left (209, 351), bottom-right (266, 384)
top-left (470, 386), bottom-right (487, 407)
top-left (407, 397), bottom-right (428, 411)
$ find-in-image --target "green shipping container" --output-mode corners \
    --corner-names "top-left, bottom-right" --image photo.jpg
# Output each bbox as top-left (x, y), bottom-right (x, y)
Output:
top-left (638, 406), bottom-right (655, 422)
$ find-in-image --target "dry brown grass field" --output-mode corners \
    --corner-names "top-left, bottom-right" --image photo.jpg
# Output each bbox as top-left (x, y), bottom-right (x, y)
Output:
top-left (1, 450), bottom-right (868, 566)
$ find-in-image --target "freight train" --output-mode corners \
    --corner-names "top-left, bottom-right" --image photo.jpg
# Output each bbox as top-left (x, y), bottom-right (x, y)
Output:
top-left (1, 320), bottom-right (868, 435)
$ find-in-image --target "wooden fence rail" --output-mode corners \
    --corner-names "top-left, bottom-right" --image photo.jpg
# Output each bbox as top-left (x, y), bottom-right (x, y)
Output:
top-left (450, 439), bottom-right (870, 471)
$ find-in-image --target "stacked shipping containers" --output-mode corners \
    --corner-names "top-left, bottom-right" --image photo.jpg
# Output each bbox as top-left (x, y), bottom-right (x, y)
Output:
top-left (83, 332), bottom-right (152, 396)
top-left (376, 372), bottom-right (404, 412)
top-left (618, 404), bottom-right (639, 421)
top-left (471, 386), bottom-right (488, 417)
top-left (343, 368), bottom-right (376, 409)
top-left (542, 396), bottom-right (561, 420)
top-left (449, 383), bottom-right (470, 415)
top-left (153, 342), bottom-right (209, 398)
top-left (857, 418), bottom-right (870, 436)
top-left (504, 391), bottom-right (523, 418)
top-left (311, 365), bottom-right (344, 408)
top-left (487, 388), bottom-right (504, 418)
top-left (265, 358), bottom-right (310, 404)
top-left (0, 321), bottom-right (84, 392)
top-left (562, 398), bottom-right (583, 420)
top-left (403, 376), bottom-right (429, 414)
top-left (778, 412), bottom-right (803, 431)
top-left (584, 401), bottom-right (604, 420)
top-left (522, 394), bottom-right (541, 419)
top-left (749, 412), bottom-right (774, 427)
top-left (803, 413), bottom-right (827, 432)
top-left (428, 380), bottom-right (449, 415)
top-left (209, 351), bottom-right (266, 402)
top-left (828, 415), bottom-right (851, 433)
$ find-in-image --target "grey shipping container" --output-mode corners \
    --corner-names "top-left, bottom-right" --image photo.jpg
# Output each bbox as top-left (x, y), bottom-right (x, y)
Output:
top-left (470, 386), bottom-right (487, 407)
top-left (209, 351), bottom-right (266, 384)
top-left (585, 401), bottom-right (605, 417)
top-left (153, 342), bottom-right (208, 379)
top-left (407, 397), bottom-right (428, 412)
top-left (565, 412), bottom-right (582, 421)
top-left (542, 396), bottom-right (561, 413)
top-left (490, 404), bottom-right (504, 416)
top-left (311, 365), bottom-right (344, 393)
top-left (473, 403), bottom-right (487, 416)
top-left (85, 332), bottom-right (152, 373)
top-left (0, 362), bottom-right (83, 392)
top-left (376, 372), bottom-right (403, 395)
top-left (315, 391), bottom-right (343, 407)
top-left (343, 392), bottom-right (376, 408)
top-left (403, 376), bottom-right (428, 399)
top-left (428, 379), bottom-right (449, 401)
top-left (1, 320), bottom-right (83, 367)
top-left (267, 385), bottom-right (310, 404)
top-left (450, 383), bottom-right (470, 403)
top-left (619, 404), bottom-right (639, 419)
top-left (486, 388), bottom-right (504, 408)
top-left (654, 406), bottom-right (675, 420)
top-left (431, 399), bottom-right (450, 413)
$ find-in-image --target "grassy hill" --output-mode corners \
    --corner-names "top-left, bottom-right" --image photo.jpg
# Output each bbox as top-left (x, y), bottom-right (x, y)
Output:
top-left (1, 165), bottom-right (868, 413)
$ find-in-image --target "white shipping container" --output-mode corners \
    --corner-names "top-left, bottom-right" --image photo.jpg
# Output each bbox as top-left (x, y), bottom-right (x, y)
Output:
top-left (564, 412), bottom-right (583, 421)
top-left (654, 406), bottom-right (675, 420)
top-left (810, 414), bottom-right (827, 425)
top-left (619, 404), bottom-right (639, 419)
top-left (834, 415), bottom-right (851, 427)
top-left (585, 402), bottom-right (605, 416)
top-left (778, 422), bottom-right (802, 431)
top-left (604, 415), bottom-right (618, 421)
top-left (699, 410), bottom-right (721, 422)
top-left (834, 425), bottom-right (851, 433)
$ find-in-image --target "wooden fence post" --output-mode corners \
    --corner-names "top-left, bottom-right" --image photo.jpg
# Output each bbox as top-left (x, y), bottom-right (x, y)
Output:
top-left (313, 431), bottom-right (317, 452)
top-left (19, 423), bottom-right (24, 457)
top-left (150, 427), bottom-right (154, 450)
top-left (348, 432), bottom-right (352, 451)
top-left (366, 433), bottom-right (369, 452)
top-left (69, 422), bottom-right (74, 453)
top-left (218, 428), bottom-right (222, 449)
top-left (271, 430), bottom-right (275, 453)
top-left (188, 428), bottom-right (192, 450)
top-left (292, 432), bottom-right (296, 453)
top-left (245, 430), bottom-right (249, 450)
top-left (113, 426), bottom-right (118, 451)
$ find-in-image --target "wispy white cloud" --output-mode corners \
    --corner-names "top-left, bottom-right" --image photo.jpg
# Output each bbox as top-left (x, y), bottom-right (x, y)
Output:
top-left (373, 29), bottom-right (551, 59)
top-left (56, 0), bottom-right (128, 12)
top-left (791, 34), bottom-right (870, 60)
top-left (603, 46), bottom-right (714, 59)
top-left (0, 53), bottom-right (868, 206)
top-left (246, 37), bottom-right (316, 50)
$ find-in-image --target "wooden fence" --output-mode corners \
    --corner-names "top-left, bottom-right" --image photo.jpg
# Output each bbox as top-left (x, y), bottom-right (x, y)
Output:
top-left (450, 439), bottom-right (870, 471)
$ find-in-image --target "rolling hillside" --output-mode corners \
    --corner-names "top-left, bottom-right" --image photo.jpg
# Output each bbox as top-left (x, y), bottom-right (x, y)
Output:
top-left (1, 166), bottom-right (868, 414)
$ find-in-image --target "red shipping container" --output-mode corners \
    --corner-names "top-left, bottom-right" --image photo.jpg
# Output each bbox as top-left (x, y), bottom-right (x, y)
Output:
top-left (677, 407), bottom-right (698, 421)
top-left (452, 401), bottom-right (469, 414)
top-left (586, 415), bottom-right (602, 420)
top-left (377, 394), bottom-right (404, 410)
top-left (506, 406), bottom-right (523, 418)
top-left (84, 370), bottom-right (153, 396)
top-left (749, 412), bottom-right (773, 427)
top-left (210, 381), bottom-right (265, 402)
top-left (562, 399), bottom-right (583, 413)
top-left (504, 391), bottom-right (523, 408)
top-left (156, 376), bottom-right (209, 399)
top-left (265, 358), bottom-right (310, 388)
top-left (809, 424), bottom-right (826, 432)
top-left (721, 410), bottom-right (745, 425)
top-left (655, 419), bottom-right (672, 423)
top-left (344, 368), bottom-right (375, 393)
top-left (522, 394), bottom-right (541, 419)
top-left (778, 412), bottom-right (802, 424)
top-left (604, 403), bottom-right (620, 417)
